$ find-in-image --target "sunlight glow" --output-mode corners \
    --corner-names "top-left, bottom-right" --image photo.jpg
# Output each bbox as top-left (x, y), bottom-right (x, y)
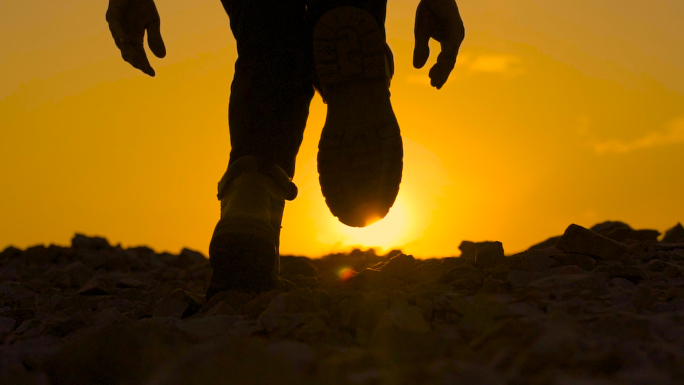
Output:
top-left (337, 197), bottom-right (412, 251)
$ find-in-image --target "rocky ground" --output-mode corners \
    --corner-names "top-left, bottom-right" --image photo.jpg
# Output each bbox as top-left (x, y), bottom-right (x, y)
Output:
top-left (1, 221), bottom-right (684, 385)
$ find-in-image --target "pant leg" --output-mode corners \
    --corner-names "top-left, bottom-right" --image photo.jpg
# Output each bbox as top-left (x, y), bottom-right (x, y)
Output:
top-left (221, 0), bottom-right (315, 178)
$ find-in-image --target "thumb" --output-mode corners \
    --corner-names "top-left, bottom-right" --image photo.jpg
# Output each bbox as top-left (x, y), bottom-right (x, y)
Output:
top-left (147, 20), bottom-right (166, 58)
top-left (413, 31), bottom-right (430, 69)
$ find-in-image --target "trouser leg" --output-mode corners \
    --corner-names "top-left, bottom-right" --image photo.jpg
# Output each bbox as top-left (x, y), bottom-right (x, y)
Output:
top-left (221, 0), bottom-right (315, 178)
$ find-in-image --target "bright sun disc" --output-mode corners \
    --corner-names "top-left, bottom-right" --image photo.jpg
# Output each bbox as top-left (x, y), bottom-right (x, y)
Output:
top-left (338, 197), bottom-right (411, 250)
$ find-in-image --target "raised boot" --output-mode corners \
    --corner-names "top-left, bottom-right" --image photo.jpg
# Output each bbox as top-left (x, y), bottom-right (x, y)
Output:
top-left (313, 6), bottom-right (403, 228)
top-left (206, 156), bottom-right (297, 300)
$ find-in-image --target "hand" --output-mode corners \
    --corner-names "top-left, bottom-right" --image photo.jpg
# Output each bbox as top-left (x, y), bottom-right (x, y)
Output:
top-left (106, 0), bottom-right (166, 76)
top-left (413, 0), bottom-right (465, 89)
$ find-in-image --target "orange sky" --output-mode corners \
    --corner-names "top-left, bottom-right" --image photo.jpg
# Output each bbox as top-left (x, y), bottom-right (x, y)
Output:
top-left (1, 0), bottom-right (683, 258)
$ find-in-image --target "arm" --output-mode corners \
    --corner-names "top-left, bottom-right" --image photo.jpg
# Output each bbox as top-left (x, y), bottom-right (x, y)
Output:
top-left (413, 0), bottom-right (465, 89)
top-left (106, 0), bottom-right (166, 76)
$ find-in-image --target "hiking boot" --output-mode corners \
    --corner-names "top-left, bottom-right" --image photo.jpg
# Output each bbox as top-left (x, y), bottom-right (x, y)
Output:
top-left (314, 6), bottom-right (403, 228)
top-left (206, 156), bottom-right (298, 300)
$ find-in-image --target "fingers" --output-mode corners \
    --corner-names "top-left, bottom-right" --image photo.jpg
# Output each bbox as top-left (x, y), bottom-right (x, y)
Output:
top-left (413, 32), bottom-right (430, 69)
top-left (146, 20), bottom-right (166, 59)
top-left (122, 42), bottom-right (156, 76)
top-left (413, 2), bottom-right (431, 69)
top-left (105, 0), bottom-right (161, 77)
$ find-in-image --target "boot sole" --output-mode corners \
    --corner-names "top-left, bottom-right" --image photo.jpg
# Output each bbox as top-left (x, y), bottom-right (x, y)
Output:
top-left (314, 6), bottom-right (403, 228)
top-left (206, 222), bottom-right (278, 300)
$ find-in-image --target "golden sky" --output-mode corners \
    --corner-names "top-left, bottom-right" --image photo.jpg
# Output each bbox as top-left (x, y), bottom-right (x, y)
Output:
top-left (1, 0), bottom-right (683, 257)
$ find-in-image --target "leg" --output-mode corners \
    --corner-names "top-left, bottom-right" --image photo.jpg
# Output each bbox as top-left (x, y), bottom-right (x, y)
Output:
top-left (222, 0), bottom-right (315, 177)
top-left (207, 0), bottom-right (313, 299)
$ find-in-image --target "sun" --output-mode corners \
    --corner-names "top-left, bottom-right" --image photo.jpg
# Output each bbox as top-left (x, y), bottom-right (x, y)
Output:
top-left (337, 196), bottom-right (412, 251)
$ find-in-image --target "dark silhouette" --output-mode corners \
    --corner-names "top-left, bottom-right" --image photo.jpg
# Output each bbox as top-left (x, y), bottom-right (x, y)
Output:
top-left (105, 0), bottom-right (465, 299)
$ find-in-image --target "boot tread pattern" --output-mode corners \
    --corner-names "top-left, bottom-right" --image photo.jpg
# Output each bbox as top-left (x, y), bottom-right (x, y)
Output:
top-left (314, 7), bottom-right (403, 227)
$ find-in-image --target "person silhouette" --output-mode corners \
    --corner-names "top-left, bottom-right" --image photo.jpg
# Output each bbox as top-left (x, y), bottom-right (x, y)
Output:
top-left (105, 0), bottom-right (464, 299)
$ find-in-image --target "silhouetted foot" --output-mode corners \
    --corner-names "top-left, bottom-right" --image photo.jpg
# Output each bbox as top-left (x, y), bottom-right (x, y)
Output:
top-left (206, 156), bottom-right (297, 300)
top-left (314, 7), bottom-right (403, 228)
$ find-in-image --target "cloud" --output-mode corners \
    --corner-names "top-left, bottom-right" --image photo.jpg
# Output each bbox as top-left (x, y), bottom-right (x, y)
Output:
top-left (404, 52), bottom-right (524, 85)
top-left (466, 53), bottom-right (523, 74)
top-left (586, 117), bottom-right (684, 154)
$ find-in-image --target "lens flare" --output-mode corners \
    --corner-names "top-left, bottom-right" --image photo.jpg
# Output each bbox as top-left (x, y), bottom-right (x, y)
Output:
top-left (338, 267), bottom-right (356, 281)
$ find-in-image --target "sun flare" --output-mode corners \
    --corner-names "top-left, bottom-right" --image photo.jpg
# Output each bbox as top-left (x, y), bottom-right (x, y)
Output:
top-left (337, 196), bottom-right (411, 251)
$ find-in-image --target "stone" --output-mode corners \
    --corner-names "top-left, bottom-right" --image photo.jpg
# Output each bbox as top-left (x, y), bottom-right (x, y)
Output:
top-left (22, 245), bottom-right (56, 265)
top-left (267, 340), bottom-right (315, 373)
top-left (507, 266), bottom-right (583, 288)
top-left (602, 266), bottom-right (647, 284)
top-left (153, 289), bottom-right (204, 319)
top-left (280, 256), bottom-right (318, 277)
top-left (345, 268), bottom-right (405, 291)
top-left (473, 242), bottom-right (506, 269)
top-left (662, 223), bottom-right (684, 243)
top-left (176, 315), bottom-right (237, 341)
top-left (528, 236), bottom-right (561, 251)
top-left (0, 315), bottom-right (17, 334)
top-left (553, 253), bottom-right (596, 271)
top-left (77, 277), bottom-right (113, 296)
top-left (52, 261), bottom-right (93, 288)
top-left (166, 248), bottom-right (206, 268)
top-left (590, 221), bottom-right (632, 235)
top-left (410, 262), bottom-right (449, 283)
top-left (627, 229), bottom-right (660, 243)
top-left (556, 224), bottom-right (625, 260)
top-left (256, 290), bottom-right (328, 341)
top-left (522, 251), bottom-right (557, 272)
top-left (527, 274), bottom-right (605, 294)
top-left (71, 233), bottom-right (111, 249)
top-left (379, 253), bottom-right (415, 276)
top-left (94, 308), bottom-right (132, 326)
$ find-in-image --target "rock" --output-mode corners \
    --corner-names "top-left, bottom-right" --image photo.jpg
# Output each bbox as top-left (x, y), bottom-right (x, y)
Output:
top-left (345, 268), bottom-right (405, 291)
top-left (552, 253), bottom-right (596, 271)
top-left (627, 229), bottom-right (660, 243)
top-left (631, 284), bottom-right (654, 311)
top-left (175, 248), bottom-right (206, 268)
top-left (116, 276), bottom-right (145, 288)
top-left (176, 315), bottom-right (237, 341)
top-left (43, 321), bottom-right (189, 385)
top-left (599, 265), bottom-right (646, 284)
top-left (379, 253), bottom-right (415, 276)
top-left (257, 289), bottom-right (328, 341)
top-left (0, 245), bottom-right (22, 262)
top-left (71, 233), bottom-right (111, 249)
top-left (0, 315), bottom-right (17, 334)
top-left (22, 245), bottom-right (56, 265)
top-left (153, 289), bottom-right (204, 318)
top-left (522, 251), bottom-right (557, 272)
top-left (591, 221), bottom-right (632, 235)
top-left (507, 266), bottom-right (584, 288)
top-left (441, 257), bottom-right (468, 268)
top-left (556, 224), bottom-right (625, 260)
top-left (280, 256), bottom-right (318, 277)
top-left (662, 223), bottom-right (684, 243)
top-left (268, 340), bottom-right (315, 374)
top-left (528, 236), bottom-right (561, 251)
top-left (77, 277), bottom-right (113, 296)
top-left (440, 263), bottom-right (484, 291)
top-left (154, 297), bottom-right (189, 318)
top-left (527, 274), bottom-right (606, 295)
top-left (473, 242), bottom-right (506, 269)
top-left (52, 261), bottom-right (93, 288)
top-left (94, 308), bottom-right (132, 326)
top-left (410, 261), bottom-right (449, 283)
